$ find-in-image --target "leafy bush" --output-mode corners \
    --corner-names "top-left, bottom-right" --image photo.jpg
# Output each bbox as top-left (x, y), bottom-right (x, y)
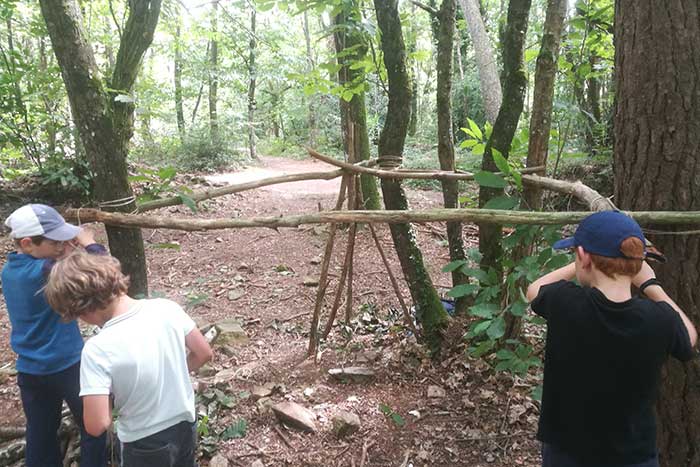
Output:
top-left (38, 154), bottom-right (93, 200)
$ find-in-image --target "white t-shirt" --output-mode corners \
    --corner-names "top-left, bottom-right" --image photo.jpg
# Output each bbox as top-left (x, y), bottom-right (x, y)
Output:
top-left (80, 299), bottom-right (196, 442)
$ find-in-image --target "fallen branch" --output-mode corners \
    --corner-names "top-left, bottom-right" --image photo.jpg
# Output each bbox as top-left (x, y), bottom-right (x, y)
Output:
top-left (0, 427), bottom-right (24, 442)
top-left (62, 207), bottom-right (700, 231)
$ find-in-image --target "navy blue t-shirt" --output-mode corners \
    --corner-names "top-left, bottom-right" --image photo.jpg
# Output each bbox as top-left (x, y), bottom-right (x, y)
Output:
top-left (1, 244), bottom-right (106, 375)
top-left (531, 280), bottom-right (694, 465)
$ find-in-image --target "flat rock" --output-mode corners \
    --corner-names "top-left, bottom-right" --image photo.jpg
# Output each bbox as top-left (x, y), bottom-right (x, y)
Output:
top-left (250, 460), bottom-right (265, 467)
top-left (355, 350), bottom-right (380, 363)
top-left (310, 256), bottom-right (322, 265)
top-left (213, 368), bottom-right (238, 385)
top-left (256, 396), bottom-right (274, 414)
top-left (427, 385), bottom-right (446, 398)
top-left (328, 367), bottom-right (375, 383)
top-left (209, 454), bottom-right (229, 467)
top-left (251, 382), bottom-right (276, 400)
top-left (271, 402), bottom-right (317, 432)
top-left (197, 364), bottom-right (217, 378)
top-left (214, 319), bottom-right (249, 346)
top-left (332, 411), bottom-right (361, 438)
top-left (302, 276), bottom-right (319, 287)
top-left (227, 289), bottom-right (245, 301)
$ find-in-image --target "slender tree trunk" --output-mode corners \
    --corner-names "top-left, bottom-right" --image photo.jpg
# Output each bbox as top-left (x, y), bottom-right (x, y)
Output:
top-left (174, 23), bottom-right (186, 142)
top-left (478, 0), bottom-right (531, 283)
top-left (524, 0), bottom-right (567, 210)
top-left (302, 11), bottom-right (318, 147)
top-left (333, 1), bottom-right (381, 210)
top-left (38, 38), bottom-right (57, 157)
top-left (374, 0), bottom-right (449, 354)
top-left (457, 0), bottom-right (502, 122)
top-left (407, 3), bottom-right (419, 137)
top-left (614, 2), bottom-right (700, 466)
top-left (247, 8), bottom-right (258, 160)
top-left (208, 1), bottom-right (219, 144)
top-left (39, 0), bottom-right (160, 297)
top-left (435, 0), bottom-right (468, 315)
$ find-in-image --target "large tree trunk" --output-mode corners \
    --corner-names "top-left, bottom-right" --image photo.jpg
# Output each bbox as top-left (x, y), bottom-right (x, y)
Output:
top-left (333, 1), bottom-right (381, 210)
top-left (523, 0), bottom-right (567, 210)
top-left (457, 0), bottom-right (502, 122)
top-left (614, 1), bottom-right (700, 466)
top-left (247, 8), bottom-right (258, 160)
top-left (174, 22), bottom-right (186, 142)
top-left (374, 0), bottom-right (449, 354)
top-left (477, 0), bottom-right (531, 288)
top-left (302, 11), bottom-right (318, 147)
top-left (39, 0), bottom-right (160, 297)
top-left (208, 1), bottom-right (219, 144)
top-left (435, 0), bottom-right (468, 315)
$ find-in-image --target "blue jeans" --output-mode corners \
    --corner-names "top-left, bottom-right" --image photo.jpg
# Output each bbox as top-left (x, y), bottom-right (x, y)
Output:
top-left (17, 362), bottom-right (107, 467)
top-left (542, 443), bottom-right (660, 467)
top-left (121, 420), bottom-right (196, 467)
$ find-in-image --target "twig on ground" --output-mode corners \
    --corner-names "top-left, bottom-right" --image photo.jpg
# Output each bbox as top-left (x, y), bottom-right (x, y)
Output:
top-left (273, 425), bottom-right (293, 450)
top-left (359, 440), bottom-right (373, 467)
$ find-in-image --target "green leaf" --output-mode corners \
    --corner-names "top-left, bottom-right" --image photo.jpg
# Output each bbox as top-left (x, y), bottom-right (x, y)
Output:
top-left (496, 349), bottom-right (516, 360)
top-left (471, 319), bottom-right (492, 336)
top-left (460, 139), bottom-right (479, 148)
top-left (469, 303), bottom-right (499, 319)
top-left (442, 259), bottom-right (468, 272)
top-left (486, 316), bottom-right (506, 340)
top-left (467, 118), bottom-right (483, 140)
top-left (508, 300), bottom-right (528, 317)
top-left (525, 49), bottom-right (539, 63)
top-left (484, 195), bottom-right (518, 210)
top-left (178, 193), bottom-right (198, 213)
top-left (149, 242), bottom-right (181, 250)
top-left (471, 143), bottom-right (485, 156)
top-left (157, 167), bottom-right (177, 181)
top-left (470, 339), bottom-right (494, 357)
top-left (379, 404), bottom-right (392, 415)
top-left (221, 419), bottom-right (247, 440)
top-left (473, 171), bottom-right (507, 189)
top-left (546, 253), bottom-right (572, 270)
top-left (447, 284), bottom-right (479, 298)
top-left (491, 148), bottom-right (510, 175)
top-left (461, 267), bottom-right (490, 283)
top-left (390, 413), bottom-right (406, 427)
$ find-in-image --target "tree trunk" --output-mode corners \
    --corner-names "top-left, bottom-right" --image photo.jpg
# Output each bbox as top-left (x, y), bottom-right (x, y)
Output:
top-left (523, 0), bottom-right (567, 210)
top-left (247, 8), bottom-right (258, 160)
top-left (174, 22), bottom-right (186, 142)
top-left (38, 37), bottom-right (57, 157)
top-left (407, 3), bottom-right (419, 137)
top-left (436, 0), bottom-right (468, 315)
top-left (39, 0), bottom-right (158, 297)
top-left (477, 0), bottom-right (531, 287)
top-left (374, 0), bottom-right (449, 354)
top-left (333, 1), bottom-right (381, 210)
top-left (614, 1), bottom-right (700, 465)
top-left (208, 1), bottom-right (219, 144)
top-left (302, 11), bottom-right (318, 147)
top-left (457, 0), bottom-right (502, 122)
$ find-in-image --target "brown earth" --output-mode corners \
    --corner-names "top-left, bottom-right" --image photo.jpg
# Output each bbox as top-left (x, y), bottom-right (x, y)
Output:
top-left (0, 156), bottom-right (542, 466)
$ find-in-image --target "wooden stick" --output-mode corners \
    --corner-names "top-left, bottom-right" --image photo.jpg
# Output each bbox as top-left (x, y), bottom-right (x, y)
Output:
top-left (0, 426), bottom-right (25, 441)
top-left (308, 176), bottom-right (348, 356)
top-left (62, 207), bottom-right (700, 231)
top-left (272, 425), bottom-right (293, 450)
top-left (344, 176), bottom-right (359, 324)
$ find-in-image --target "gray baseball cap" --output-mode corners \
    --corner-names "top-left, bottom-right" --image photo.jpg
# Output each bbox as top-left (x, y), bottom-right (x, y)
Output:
top-left (5, 204), bottom-right (80, 241)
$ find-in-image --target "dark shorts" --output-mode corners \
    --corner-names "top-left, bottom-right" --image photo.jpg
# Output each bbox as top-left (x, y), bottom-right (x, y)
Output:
top-left (542, 443), bottom-right (659, 467)
top-left (121, 420), bottom-right (196, 467)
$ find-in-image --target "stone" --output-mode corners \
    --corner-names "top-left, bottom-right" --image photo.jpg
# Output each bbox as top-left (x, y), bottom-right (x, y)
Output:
top-left (238, 263), bottom-right (251, 272)
top-left (271, 402), bottom-right (317, 432)
top-left (251, 382), bottom-right (276, 400)
top-left (227, 289), bottom-right (245, 301)
top-left (310, 256), bottom-right (322, 265)
top-left (197, 364), bottom-right (217, 377)
top-left (328, 367), bottom-right (375, 383)
top-left (251, 460), bottom-right (265, 467)
top-left (331, 411), bottom-right (361, 438)
top-left (427, 385), bottom-right (446, 398)
top-left (355, 350), bottom-right (380, 363)
top-left (213, 368), bottom-right (238, 385)
top-left (214, 319), bottom-right (249, 346)
top-left (256, 396), bottom-right (274, 414)
top-left (209, 454), bottom-right (229, 467)
top-left (302, 276), bottom-right (319, 287)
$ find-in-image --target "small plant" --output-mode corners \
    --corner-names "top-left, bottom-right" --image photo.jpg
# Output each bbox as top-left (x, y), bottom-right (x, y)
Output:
top-left (379, 403), bottom-right (405, 427)
top-left (220, 419), bottom-right (248, 440)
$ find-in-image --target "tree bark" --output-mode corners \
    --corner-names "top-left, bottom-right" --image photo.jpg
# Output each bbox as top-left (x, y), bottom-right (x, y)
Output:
top-left (247, 7), bottom-right (258, 160)
top-left (457, 0), bottom-right (502, 122)
top-left (333, 1), bottom-right (381, 210)
top-left (39, 0), bottom-right (160, 297)
top-left (208, 1), bottom-right (219, 144)
top-left (435, 0), bottom-right (468, 315)
top-left (524, 0), bottom-right (568, 210)
top-left (478, 0), bottom-right (531, 276)
top-left (302, 10), bottom-right (318, 147)
top-left (614, 1), bottom-right (700, 465)
top-left (174, 22), bottom-right (186, 142)
top-left (374, 0), bottom-right (449, 354)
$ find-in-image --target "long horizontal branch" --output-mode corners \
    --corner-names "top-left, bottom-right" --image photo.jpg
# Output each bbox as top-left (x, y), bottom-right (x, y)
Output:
top-left (62, 207), bottom-right (700, 232)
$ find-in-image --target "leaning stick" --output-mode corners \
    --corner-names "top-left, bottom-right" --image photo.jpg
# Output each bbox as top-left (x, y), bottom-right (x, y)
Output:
top-left (308, 176), bottom-right (348, 357)
top-left (344, 176), bottom-right (359, 324)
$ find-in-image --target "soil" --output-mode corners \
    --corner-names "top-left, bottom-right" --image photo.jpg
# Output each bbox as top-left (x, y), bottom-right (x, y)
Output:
top-left (0, 156), bottom-right (542, 467)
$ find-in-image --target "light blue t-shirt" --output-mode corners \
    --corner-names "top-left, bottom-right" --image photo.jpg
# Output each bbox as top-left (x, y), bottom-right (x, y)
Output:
top-left (1, 252), bottom-right (83, 375)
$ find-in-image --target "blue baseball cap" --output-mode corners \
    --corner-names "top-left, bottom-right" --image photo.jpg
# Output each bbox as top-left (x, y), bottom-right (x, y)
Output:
top-left (553, 211), bottom-right (646, 259)
top-left (5, 204), bottom-right (80, 241)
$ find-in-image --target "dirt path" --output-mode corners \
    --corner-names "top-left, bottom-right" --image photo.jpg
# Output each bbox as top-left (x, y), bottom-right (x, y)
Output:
top-left (0, 156), bottom-right (541, 466)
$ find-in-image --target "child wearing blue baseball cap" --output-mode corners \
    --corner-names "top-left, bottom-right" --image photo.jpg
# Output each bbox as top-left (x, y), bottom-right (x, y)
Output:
top-left (526, 210), bottom-right (697, 467)
top-left (2, 204), bottom-right (107, 467)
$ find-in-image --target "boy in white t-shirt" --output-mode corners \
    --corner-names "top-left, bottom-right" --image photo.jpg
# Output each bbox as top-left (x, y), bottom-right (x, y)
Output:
top-left (45, 252), bottom-right (213, 467)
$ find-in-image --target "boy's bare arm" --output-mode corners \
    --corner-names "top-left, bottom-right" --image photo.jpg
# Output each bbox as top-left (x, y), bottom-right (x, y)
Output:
top-left (82, 395), bottom-right (111, 437)
top-left (185, 328), bottom-right (214, 372)
top-left (526, 262), bottom-right (576, 303)
top-left (633, 262), bottom-right (698, 347)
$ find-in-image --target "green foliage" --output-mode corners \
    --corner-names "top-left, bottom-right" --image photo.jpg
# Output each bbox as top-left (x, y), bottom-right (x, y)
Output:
top-left (38, 154), bottom-right (93, 199)
top-left (379, 403), bottom-right (405, 428)
top-left (221, 419), bottom-right (248, 440)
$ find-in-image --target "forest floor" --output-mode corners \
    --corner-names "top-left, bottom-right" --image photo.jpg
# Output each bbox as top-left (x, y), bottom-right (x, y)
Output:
top-left (0, 155), bottom-right (543, 467)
